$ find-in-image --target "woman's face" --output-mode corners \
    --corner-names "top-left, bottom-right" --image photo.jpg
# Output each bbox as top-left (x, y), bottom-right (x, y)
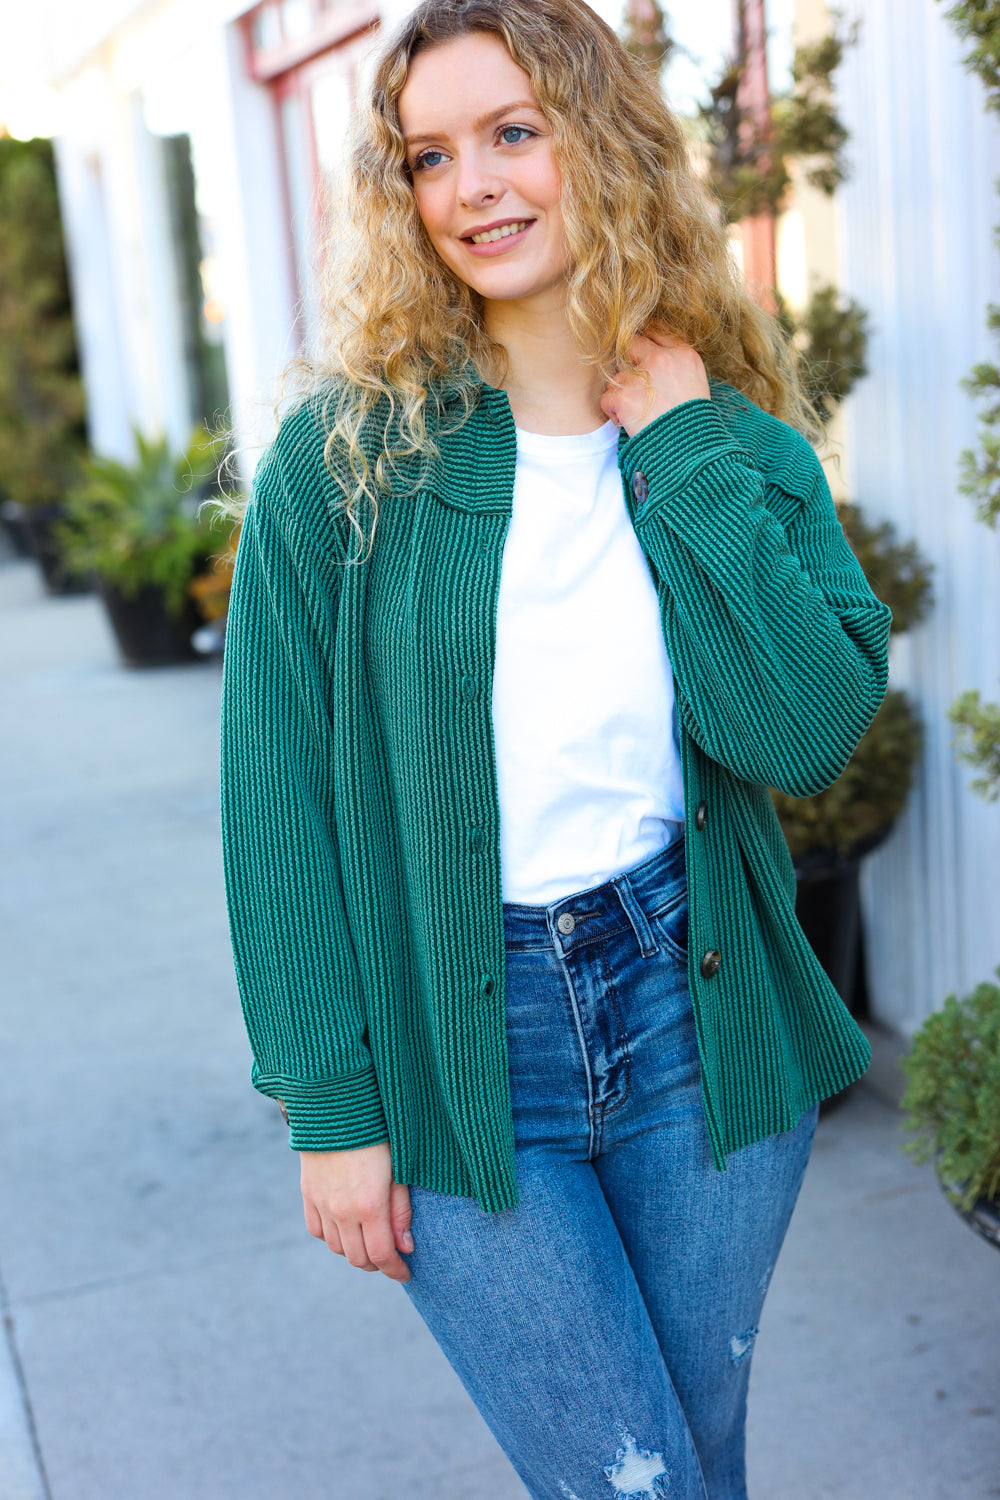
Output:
top-left (398, 33), bottom-right (567, 306)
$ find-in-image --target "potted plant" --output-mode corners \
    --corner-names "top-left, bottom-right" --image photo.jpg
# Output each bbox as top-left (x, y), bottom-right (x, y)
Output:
top-left (900, 975), bottom-right (1000, 1251)
top-left (188, 529), bottom-right (240, 656)
top-left (771, 505), bottom-right (934, 1015)
top-left (56, 426), bottom-right (227, 667)
top-left (0, 137), bottom-right (88, 594)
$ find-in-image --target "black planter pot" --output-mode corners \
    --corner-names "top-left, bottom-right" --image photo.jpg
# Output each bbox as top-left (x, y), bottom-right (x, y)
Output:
top-left (793, 826), bottom-right (894, 1016)
top-left (793, 829), bottom-right (894, 1113)
top-left (938, 1176), bottom-right (1000, 1252)
top-left (0, 498), bottom-right (33, 558)
top-left (98, 579), bottom-right (201, 667)
top-left (21, 501), bottom-right (91, 596)
top-left (795, 857), bottom-right (863, 1014)
top-left (959, 1196), bottom-right (1000, 1251)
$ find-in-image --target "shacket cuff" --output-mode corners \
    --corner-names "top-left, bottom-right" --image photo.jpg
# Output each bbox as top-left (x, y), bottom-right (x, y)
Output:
top-left (252, 1062), bottom-right (389, 1152)
top-left (618, 398), bottom-right (751, 524)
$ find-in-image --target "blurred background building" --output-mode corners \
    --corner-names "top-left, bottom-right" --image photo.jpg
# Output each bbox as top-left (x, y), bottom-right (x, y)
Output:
top-left (8, 0), bottom-right (422, 470)
top-left (3, 0), bottom-right (999, 1043)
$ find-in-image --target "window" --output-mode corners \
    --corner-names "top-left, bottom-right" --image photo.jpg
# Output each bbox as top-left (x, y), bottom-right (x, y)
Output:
top-left (243, 0), bottom-right (380, 348)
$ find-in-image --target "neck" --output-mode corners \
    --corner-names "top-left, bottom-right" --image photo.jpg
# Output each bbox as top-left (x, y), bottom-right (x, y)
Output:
top-left (483, 288), bottom-right (608, 435)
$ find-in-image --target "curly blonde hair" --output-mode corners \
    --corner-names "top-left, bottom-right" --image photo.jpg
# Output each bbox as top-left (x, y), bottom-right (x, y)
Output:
top-left (304, 0), bottom-right (820, 528)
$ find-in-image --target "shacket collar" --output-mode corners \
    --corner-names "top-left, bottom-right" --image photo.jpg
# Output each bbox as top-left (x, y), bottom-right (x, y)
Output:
top-left (419, 372), bottom-right (739, 514)
top-left (419, 380), bottom-right (518, 514)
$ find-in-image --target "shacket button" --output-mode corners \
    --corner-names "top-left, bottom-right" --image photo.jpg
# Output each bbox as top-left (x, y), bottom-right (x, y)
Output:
top-left (632, 470), bottom-right (649, 505)
top-left (695, 801), bottom-right (708, 831)
top-left (556, 912), bottom-right (576, 936)
top-left (460, 675), bottom-right (477, 701)
top-left (700, 949), bottom-right (722, 979)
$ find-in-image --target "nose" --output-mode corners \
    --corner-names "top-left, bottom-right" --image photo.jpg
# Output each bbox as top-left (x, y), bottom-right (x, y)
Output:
top-left (455, 146), bottom-right (502, 209)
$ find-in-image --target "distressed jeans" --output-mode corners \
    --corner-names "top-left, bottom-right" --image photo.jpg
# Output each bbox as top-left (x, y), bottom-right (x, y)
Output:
top-left (401, 835), bottom-right (819, 1500)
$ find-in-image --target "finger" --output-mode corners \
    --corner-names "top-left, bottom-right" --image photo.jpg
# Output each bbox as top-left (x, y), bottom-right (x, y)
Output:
top-left (304, 1198), bottom-right (325, 1239)
top-left (626, 334), bottom-right (659, 363)
top-left (340, 1222), bottom-right (377, 1272)
top-left (637, 324), bottom-right (685, 349)
top-left (322, 1218), bottom-right (345, 1257)
top-left (610, 363), bottom-right (649, 385)
top-left (390, 1181), bottom-right (414, 1255)
top-left (599, 389), bottom-right (620, 424)
top-left (362, 1216), bottom-right (411, 1283)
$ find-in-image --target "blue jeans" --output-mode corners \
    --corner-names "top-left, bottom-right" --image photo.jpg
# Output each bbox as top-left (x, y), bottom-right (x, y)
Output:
top-left (402, 835), bottom-right (818, 1500)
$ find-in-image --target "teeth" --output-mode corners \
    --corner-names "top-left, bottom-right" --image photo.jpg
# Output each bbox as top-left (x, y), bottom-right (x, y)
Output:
top-left (470, 221), bottom-right (527, 244)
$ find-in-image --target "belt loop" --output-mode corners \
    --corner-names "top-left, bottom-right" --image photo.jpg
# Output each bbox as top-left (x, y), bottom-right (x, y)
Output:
top-left (613, 874), bottom-right (659, 958)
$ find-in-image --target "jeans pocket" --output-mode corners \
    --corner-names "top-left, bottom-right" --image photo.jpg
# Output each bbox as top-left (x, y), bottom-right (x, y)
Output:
top-left (650, 891), bottom-right (689, 965)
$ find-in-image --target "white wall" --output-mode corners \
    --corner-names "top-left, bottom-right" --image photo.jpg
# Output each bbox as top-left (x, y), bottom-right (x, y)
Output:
top-left (837, 0), bottom-right (1000, 1032)
top-left (53, 67), bottom-right (191, 458)
top-left (38, 0), bottom-right (254, 86)
top-left (43, 0), bottom-right (298, 476)
top-left (184, 22), bottom-right (300, 476)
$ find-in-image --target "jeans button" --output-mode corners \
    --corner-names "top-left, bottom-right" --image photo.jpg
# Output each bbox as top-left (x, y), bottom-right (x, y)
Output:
top-left (556, 912), bottom-right (576, 936)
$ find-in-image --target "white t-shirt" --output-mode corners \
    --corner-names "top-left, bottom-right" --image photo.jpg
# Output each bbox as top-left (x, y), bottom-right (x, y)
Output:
top-left (492, 420), bottom-right (685, 906)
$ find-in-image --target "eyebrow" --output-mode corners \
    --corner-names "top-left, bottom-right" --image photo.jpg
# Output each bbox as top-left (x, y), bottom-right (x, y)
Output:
top-left (403, 101), bottom-right (543, 147)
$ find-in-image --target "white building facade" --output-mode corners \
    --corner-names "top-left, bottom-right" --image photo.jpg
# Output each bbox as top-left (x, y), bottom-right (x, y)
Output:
top-left (832, 0), bottom-right (1000, 1033)
top-left (41, 0), bottom-right (416, 477)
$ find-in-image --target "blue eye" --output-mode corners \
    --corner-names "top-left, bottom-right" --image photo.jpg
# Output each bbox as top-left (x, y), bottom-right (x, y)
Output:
top-left (413, 149), bottom-right (447, 171)
top-left (500, 124), bottom-right (534, 145)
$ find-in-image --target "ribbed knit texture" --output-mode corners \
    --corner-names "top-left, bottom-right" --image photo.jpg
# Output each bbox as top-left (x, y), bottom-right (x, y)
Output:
top-left (220, 378), bottom-right (892, 1211)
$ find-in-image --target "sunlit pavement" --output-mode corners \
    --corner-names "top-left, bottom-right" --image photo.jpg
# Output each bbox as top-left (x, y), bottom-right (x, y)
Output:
top-left (1, 554), bottom-right (996, 1500)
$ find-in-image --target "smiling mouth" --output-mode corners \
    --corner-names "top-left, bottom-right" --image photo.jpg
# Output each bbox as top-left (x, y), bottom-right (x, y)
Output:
top-left (464, 220), bottom-right (532, 245)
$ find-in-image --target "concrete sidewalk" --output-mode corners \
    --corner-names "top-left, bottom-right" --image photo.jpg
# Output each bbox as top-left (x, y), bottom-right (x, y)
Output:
top-left (0, 555), bottom-right (997, 1500)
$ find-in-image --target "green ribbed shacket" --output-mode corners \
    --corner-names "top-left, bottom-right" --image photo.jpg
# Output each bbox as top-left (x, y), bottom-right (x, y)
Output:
top-left (220, 376), bottom-right (892, 1212)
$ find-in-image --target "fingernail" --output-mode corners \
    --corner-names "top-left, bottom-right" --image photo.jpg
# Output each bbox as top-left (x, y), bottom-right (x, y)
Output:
top-left (402, 1230), bottom-right (414, 1252)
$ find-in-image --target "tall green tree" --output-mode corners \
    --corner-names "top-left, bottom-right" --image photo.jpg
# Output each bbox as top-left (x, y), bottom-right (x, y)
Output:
top-left (620, 0), bottom-right (673, 79)
top-left (624, 8), bottom-right (869, 429)
top-left (699, 19), bottom-right (856, 224)
top-left (0, 136), bottom-right (85, 511)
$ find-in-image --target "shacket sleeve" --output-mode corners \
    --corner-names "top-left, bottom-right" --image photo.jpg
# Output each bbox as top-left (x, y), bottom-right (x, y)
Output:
top-left (619, 398), bottom-right (893, 797)
top-left (220, 434), bottom-right (388, 1152)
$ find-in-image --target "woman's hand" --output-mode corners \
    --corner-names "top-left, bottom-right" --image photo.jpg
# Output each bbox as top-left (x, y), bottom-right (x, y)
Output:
top-left (300, 1141), bottom-right (413, 1282)
top-left (600, 329), bottom-right (710, 438)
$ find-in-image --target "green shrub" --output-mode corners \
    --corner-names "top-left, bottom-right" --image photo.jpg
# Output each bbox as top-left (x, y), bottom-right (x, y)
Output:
top-left (57, 427), bottom-right (226, 617)
top-left (771, 506), bottom-right (933, 858)
top-left (950, 687), bottom-right (1000, 801)
top-left (772, 690), bottom-right (924, 859)
top-left (837, 504), bottom-right (935, 635)
top-left (792, 289), bottom-right (870, 426)
top-left (901, 975), bottom-right (1000, 1209)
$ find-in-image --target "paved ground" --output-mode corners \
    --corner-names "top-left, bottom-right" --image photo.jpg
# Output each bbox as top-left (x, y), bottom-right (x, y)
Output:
top-left (0, 554), bottom-right (997, 1500)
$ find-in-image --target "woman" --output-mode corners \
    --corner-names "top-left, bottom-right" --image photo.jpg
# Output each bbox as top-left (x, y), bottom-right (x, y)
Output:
top-left (220, 2), bottom-right (891, 1496)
